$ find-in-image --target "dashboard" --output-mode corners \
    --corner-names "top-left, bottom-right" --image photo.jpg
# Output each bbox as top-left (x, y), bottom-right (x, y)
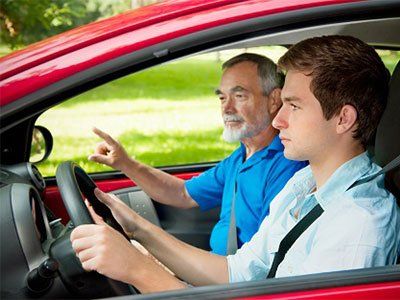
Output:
top-left (0, 164), bottom-right (69, 299)
top-left (0, 162), bottom-right (135, 299)
top-left (0, 161), bottom-right (186, 299)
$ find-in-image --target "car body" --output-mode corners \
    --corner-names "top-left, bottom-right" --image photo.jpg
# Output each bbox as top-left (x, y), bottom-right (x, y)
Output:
top-left (0, 0), bottom-right (399, 299)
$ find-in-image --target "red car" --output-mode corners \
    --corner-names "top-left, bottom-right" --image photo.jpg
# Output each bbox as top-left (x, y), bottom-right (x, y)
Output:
top-left (0, 0), bottom-right (399, 299)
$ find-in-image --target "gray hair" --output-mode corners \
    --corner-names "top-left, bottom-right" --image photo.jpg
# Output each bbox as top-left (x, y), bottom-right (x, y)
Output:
top-left (222, 53), bottom-right (284, 96)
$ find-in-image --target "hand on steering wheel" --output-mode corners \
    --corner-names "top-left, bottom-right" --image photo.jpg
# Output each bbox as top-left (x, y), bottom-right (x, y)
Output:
top-left (52, 161), bottom-right (134, 296)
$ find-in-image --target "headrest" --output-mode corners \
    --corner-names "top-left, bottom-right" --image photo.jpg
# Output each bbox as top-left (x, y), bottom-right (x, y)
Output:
top-left (375, 61), bottom-right (400, 167)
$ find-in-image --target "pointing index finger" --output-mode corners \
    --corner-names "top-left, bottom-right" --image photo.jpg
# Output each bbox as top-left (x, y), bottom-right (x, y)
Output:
top-left (92, 127), bottom-right (118, 146)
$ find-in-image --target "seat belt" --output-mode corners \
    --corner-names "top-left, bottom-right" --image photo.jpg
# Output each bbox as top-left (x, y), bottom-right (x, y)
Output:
top-left (227, 182), bottom-right (238, 255)
top-left (267, 200), bottom-right (323, 278)
top-left (266, 153), bottom-right (400, 278)
top-left (347, 154), bottom-right (400, 190)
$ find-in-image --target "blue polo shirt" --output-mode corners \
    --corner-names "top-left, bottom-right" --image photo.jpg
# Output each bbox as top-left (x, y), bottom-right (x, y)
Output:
top-left (185, 136), bottom-right (307, 255)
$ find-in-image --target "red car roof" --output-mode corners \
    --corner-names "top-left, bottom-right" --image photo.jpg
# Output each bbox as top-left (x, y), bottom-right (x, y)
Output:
top-left (0, 0), bottom-right (360, 106)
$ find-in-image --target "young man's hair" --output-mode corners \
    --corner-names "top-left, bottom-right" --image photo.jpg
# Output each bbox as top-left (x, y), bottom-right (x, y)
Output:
top-left (223, 53), bottom-right (285, 96)
top-left (278, 35), bottom-right (390, 147)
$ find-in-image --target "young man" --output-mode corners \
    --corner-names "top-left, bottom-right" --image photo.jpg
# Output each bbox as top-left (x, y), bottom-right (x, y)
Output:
top-left (88, 53), bottom-right (306, 255)
top-left (70, 36), bottom-right (400, 293)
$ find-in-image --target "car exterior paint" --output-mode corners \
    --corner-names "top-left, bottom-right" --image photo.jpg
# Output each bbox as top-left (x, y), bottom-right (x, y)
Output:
top-left (0, 0), bottom-right (360, 106)
top-left (240, 281), bottom-right (400, 300)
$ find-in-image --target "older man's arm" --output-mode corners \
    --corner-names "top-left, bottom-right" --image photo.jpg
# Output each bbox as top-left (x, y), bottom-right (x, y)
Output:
top-left (89, 127), bottom-right (198, 209)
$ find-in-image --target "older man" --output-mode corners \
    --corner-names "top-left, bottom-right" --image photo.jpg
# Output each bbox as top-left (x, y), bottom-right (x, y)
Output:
top-left (88, 53), bottom-right (306, 255)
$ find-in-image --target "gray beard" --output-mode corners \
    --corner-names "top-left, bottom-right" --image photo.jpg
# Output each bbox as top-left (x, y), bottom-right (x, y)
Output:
top-left (222, 125), bottom-right (248, 143)
top-left (221, 112), bottom-right (271, 143)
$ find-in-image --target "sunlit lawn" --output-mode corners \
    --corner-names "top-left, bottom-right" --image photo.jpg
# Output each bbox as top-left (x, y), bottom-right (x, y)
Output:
top-left (35, 57), bottom-right (238, 176)
top-left (36, 98), bottom-right (238, 176)
top-left (34, 50), bottom-right (399, 177)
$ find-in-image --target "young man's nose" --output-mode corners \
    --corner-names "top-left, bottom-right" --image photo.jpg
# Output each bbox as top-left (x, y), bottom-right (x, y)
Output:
top-left (272, 106), bottom-right (288, 130)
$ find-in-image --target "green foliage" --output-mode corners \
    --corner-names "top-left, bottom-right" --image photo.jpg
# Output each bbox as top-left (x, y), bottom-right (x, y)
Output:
top-left (0, 0), bottom-right (121, 49)
top-left (380, 51), bottom-right (400, 74)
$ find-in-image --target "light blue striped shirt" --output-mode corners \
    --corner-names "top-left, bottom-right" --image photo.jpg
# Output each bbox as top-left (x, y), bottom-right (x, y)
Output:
top-left (227, 152), bottom-right (400, 282)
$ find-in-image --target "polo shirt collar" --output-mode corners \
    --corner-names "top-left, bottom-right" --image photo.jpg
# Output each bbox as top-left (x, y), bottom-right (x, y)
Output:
top-left (238, 135), bottom-right (283, 171)
top-left (265, 135), bottom-right (285, 155)
top-left (239, 135), bottom-right (283, 158)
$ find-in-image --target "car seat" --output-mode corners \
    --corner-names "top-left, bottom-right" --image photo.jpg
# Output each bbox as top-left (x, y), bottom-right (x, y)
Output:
top-left (375, 60), bottom-right (400, 200)
top-left (374, 60), bottom-right (400, 263)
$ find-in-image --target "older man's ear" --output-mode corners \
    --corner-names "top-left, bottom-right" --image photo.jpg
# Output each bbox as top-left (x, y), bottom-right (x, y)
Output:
top-left (267, 88), bottom-right (282, 117)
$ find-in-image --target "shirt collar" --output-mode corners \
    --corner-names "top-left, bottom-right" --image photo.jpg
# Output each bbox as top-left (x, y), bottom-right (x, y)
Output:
top-left (264, 135), bottom-right (284, 155)
top-left (315, 151), bottom-right (372, 210)
top-left (238, 135), bottom-right (283, 171)
top-left (290, 151), bottom-right (373, 210)
top-left (239, 135), bottom-right (283, 159)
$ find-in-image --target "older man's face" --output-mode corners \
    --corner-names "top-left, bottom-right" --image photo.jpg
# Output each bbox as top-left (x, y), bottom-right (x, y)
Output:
top-left (216, 61), bottom-right (271, 142)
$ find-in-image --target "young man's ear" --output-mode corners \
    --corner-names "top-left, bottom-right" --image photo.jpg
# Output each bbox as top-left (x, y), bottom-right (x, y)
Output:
top-left (267, 88), bottom-right (282, 117)
top-left (336, 104), bottom-right (358, 134)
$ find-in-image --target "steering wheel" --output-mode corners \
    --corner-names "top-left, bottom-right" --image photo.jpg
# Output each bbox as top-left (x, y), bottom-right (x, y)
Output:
top-left (51, 161), bottom-right (135, 297)
top-left (56, 161), bottom-right (129, 237)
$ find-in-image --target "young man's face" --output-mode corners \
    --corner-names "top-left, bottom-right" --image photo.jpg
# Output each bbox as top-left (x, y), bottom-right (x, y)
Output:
top-left (272, 70), bottom-right (338, 162)
top-left (216, 61), bottom-right (272, 142)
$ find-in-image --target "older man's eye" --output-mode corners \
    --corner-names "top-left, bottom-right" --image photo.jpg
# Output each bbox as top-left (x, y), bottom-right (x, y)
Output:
top-left (235, 93), bottom-right (246, 100)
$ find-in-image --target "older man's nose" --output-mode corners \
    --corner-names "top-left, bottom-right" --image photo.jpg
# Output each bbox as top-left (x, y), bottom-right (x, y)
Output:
top-left (222, 96), bottom-right (236, 114)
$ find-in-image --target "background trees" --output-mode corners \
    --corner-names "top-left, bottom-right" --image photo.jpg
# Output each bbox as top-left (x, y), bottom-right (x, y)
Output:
top-left (0, 0), bottom-right (162, 50)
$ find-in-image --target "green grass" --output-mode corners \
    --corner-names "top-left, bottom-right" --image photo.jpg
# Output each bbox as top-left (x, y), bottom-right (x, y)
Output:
top-left (35, 57), bottom-right (237, 176)
top-left (34, 51), bottom-right (400, 177)
top-left (63, 59), bottom-right (222, 106)
top-left (36, 128), bottom-right (237, 175)
top-left (35, 97), bottom-right (239, 175)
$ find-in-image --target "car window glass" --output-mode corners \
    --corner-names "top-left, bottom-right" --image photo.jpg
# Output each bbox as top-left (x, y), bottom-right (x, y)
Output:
top-left (378, 50), bottom-right (400, 74)
top-left (33, 48), bottom-right (399, 177)
top-left (34, 47), bottom-right (285, 176)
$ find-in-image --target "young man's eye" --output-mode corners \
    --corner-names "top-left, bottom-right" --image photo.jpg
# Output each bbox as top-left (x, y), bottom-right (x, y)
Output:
top-left (290, 103), bottom-right (300, 110)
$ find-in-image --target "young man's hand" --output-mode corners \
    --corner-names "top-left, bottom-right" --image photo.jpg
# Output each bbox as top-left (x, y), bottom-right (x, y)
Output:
top-left (91, 188), bottom-right (141, 239)
top-left (70, 201), bottom-right (187, 292)
top-left (89, 127), bottom-right (131, 171)
top-left (70, 223), bottom-right (143, 284)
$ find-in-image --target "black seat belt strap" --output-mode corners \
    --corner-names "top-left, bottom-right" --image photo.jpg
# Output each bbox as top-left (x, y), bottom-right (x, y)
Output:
top-left (267, 202), bottom-right (324, 278)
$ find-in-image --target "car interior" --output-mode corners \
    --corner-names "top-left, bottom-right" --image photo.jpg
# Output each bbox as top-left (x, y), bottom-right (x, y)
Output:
top-left (1, 5), bottom-right (399, 299)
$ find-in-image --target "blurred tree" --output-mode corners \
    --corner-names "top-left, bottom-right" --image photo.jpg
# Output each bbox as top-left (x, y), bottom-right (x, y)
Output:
top-left (94, 0), bottom-right (131, 18)
top-left (0, 0), bottom-right (165, 50)
top-left (0, 0), bottom-right (120, 49)
top-left (130, 0), bottom-right (164, 8)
